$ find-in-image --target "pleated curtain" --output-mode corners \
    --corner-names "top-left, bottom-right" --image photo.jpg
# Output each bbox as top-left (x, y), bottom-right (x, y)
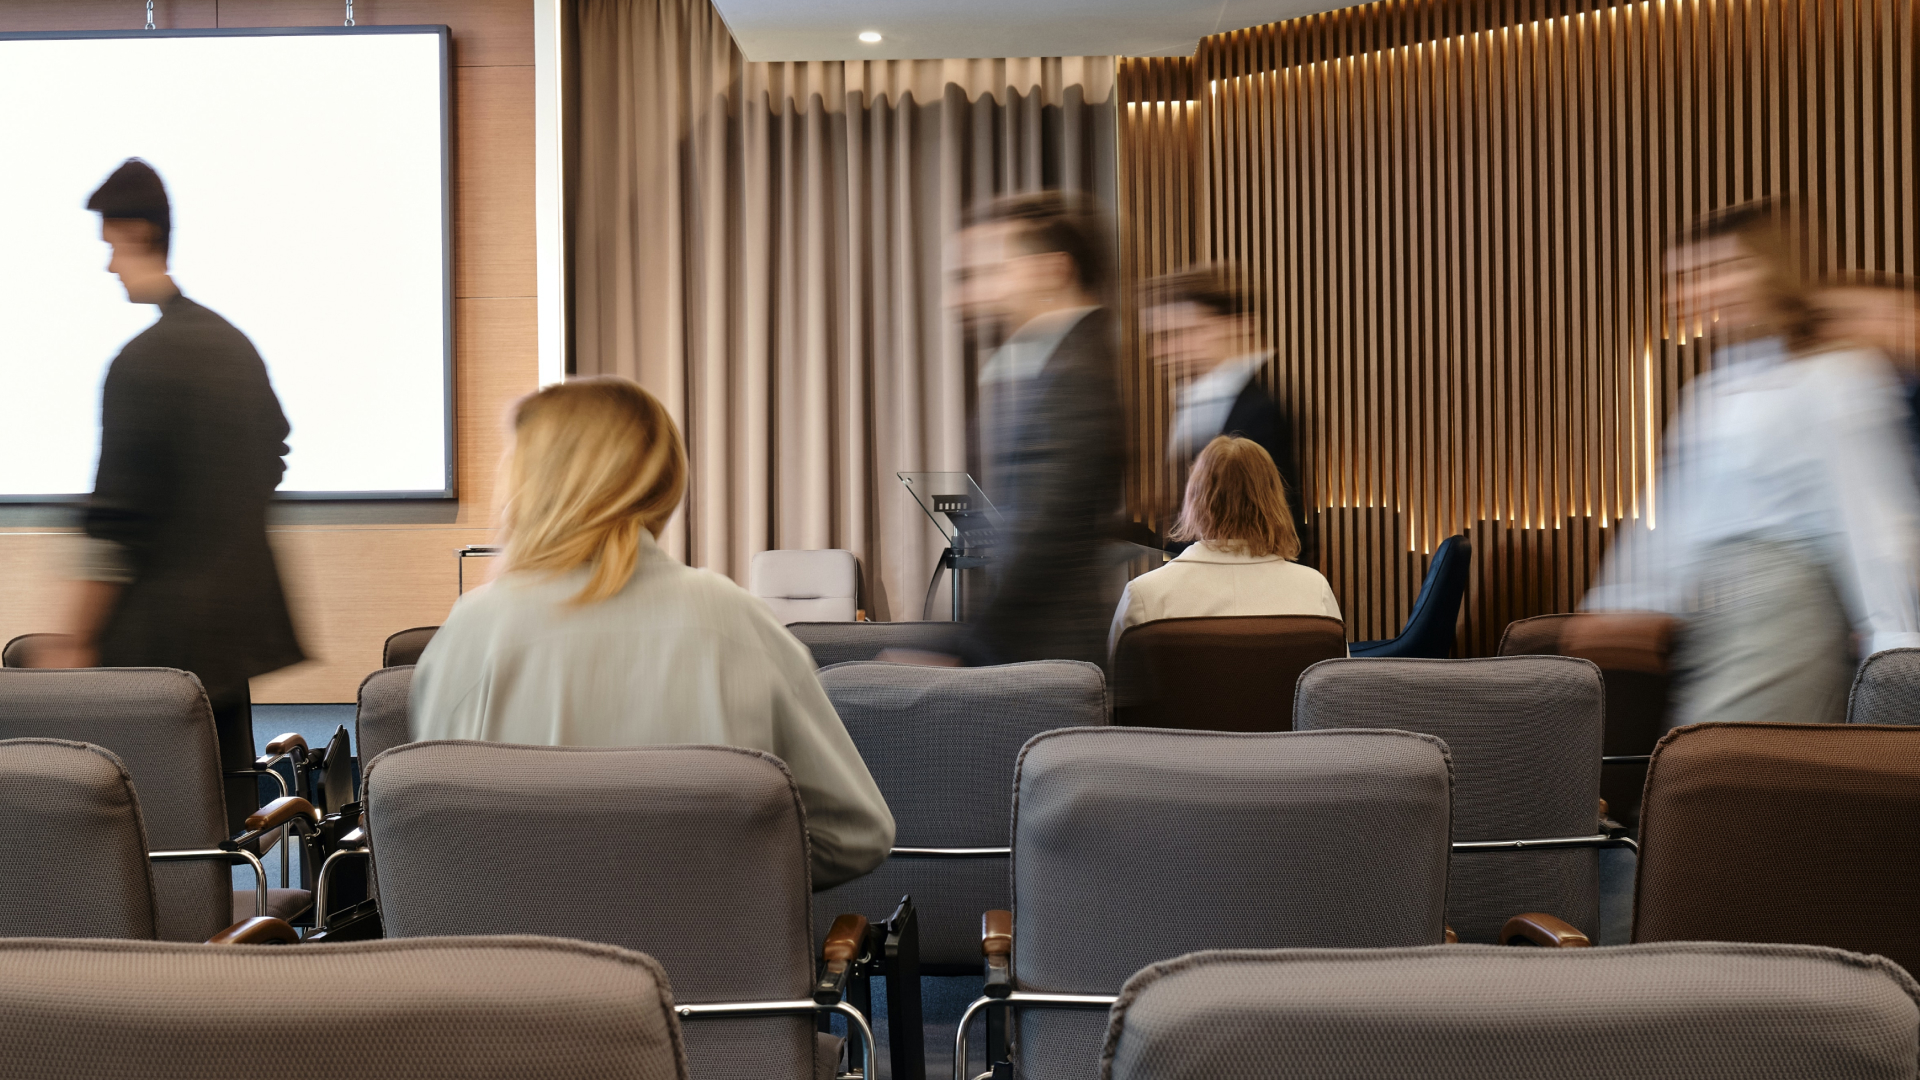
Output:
top-left (566, 0), bottom-right (1117, 619)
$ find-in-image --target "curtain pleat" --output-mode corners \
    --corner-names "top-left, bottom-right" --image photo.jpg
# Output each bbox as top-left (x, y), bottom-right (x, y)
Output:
top-left (568, 0), bottom-right (1117, 619)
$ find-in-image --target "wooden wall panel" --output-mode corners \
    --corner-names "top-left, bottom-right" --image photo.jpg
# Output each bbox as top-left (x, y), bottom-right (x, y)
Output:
top-left (1118, 0), bottom-right (1917, 654)
top-left (0, 0), bottom-right (538, 701)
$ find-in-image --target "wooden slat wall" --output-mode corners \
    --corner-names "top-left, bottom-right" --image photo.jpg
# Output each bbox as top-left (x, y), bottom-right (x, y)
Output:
top-left (1117, 0), bottom-right (1917, 655)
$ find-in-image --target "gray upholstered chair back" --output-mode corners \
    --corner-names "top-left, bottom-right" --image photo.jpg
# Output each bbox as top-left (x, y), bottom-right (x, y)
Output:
top-left (0, 935), bottom-right (689, 1078)
top-left (0, 738), bottom-right (158, 940)
top-left (1848, 648), bottom-right (1920, 725)
top-left (1294, 656), bottom-right (1604, 943)
top-left (365, 741), bottom-right (818, 1079)
top-left (813, 660), bottom-right (1106, 970)
top-left (785, 621), bottom-right (969, 667)
top-left (1011, 727), bottom-right (1454, 1079)
top-left (355, 665), bottom-right (415, 765)
top-left (0, 668), bottom-right (227, 942)
top-left (1102, 943), bottom-right (1920, 1079)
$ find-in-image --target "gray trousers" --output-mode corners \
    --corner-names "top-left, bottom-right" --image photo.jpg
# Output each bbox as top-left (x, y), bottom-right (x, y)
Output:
top-left (1671, 539), bottom-right (1855, 730)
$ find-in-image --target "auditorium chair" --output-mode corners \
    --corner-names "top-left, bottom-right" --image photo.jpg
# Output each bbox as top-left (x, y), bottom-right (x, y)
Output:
top-left (750, 548), bottom-right (862, 623)
top-left (1847, 647), bottom-right (1920, 725)
top-left (0, 737), bottom-right (296, 945)
top-left (1499, 611), bottom-right (1676, 830)
top-left (364, 741), bottom-right (882, 1079)
top-left (0, 668), bottom-right (315, 936)
top-left (1295, 656), bottom-right (1625, 945)
top-left (786, 620), bottom-right (970, 667)
top-left (0, 935), bottom-right (689, 1078)
top-left (356, 665), bottom-right (416, 767)
top-left (955, 727), bottom-right (1454, 1079)
top-left (1110, 616), bottom-right (1345, 730)
top-left (1099, 942), bottom-right (1920, 1079)
top-left (1633, 722), bottom-right (1920, 977)
top-left (1346, 534), bottom-right (1471, 658)
top-left (0, 632), bottom-right (63, 668)
top-left (383, 625), bottom-right (439, 668)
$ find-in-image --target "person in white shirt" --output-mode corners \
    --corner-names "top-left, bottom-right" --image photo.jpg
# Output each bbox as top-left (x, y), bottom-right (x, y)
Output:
top-left (1110, 435), bottom-right (1342, 662)
top-left (1584, 202), bottom-right (1920, 728)
top-left (410, 376), bottom-right (895, 890)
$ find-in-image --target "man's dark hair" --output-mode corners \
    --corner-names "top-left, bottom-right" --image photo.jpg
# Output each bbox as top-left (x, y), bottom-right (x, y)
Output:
top-left (87, 158), bottom-right (171, 255)
top-left (1142, 266), bottom-right (1253, 318)
top-left (965, 191), bottom-right (1112, 296)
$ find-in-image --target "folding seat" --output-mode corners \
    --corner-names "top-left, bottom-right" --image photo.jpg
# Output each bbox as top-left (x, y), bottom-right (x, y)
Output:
top-left (786, 620), bottom-right (970, 667)
top-left (1633, 722), bottom-right (1920, 976)
top-left (750, 549), bottom-right (863, 623)
top-left (0, 737), bottom-right (293, 944)
top-left (1499, 612), bottom-right (1675, 830)
top-left (1847, 647), bottom-right (1920, 725)
top-left (382, 625), bottom-right (439, 667)
top-left (1295, 656), bottom-right (1622, 945)
top-left (364, 740), bottom-right (879, 1079)
top-left (1100, 942), bottom-right (1920, 1079)
top-left (0, 668), bottom-right (313, 937)
top-left (957, 727), bottom-right (1454, 1079)
top-left (0, 935), bottom-right (688, 1078)
top-left (1110, 616), bottom-right (1346, 730)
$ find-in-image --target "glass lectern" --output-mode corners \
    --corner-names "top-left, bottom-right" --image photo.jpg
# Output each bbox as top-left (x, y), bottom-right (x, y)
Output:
top-left (899, 472), bottom-right (1001, 621)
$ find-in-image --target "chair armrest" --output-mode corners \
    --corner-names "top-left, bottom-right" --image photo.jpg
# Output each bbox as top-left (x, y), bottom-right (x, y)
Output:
top-left (207, 916), bottom-right (301, 945)
top-left (244, 796), bottom-right (319, 833)
top-left (263, 732), bottom-right (309, 756)
top-left (1501, 912), bottom-right (1592, 948)
top-left (813, 913), bottom-right (870, 1004)
top-left (982, 909), bottom-right (1013, 997)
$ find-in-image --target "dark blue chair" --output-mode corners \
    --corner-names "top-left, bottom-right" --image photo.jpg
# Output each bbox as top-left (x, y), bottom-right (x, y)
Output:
top-left (1348, 535), bottom-right (1472, 658)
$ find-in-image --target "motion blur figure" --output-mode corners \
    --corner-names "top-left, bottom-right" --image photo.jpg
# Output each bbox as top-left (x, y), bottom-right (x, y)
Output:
top-left (953, 193), bottom-right (1124, 667)
top-left (1141, 268), bottom-right (1313, 563)
top-left (1585, 202), bottom-right (1920, 728)
top-left (33, 159), bottom-right (302, 832)
top-left (1815, 274), bottom-right (1920, 459)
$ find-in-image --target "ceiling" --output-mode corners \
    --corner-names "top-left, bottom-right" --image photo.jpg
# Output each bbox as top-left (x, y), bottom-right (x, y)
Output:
top-left (711, 0), bottom-right (1354, 62)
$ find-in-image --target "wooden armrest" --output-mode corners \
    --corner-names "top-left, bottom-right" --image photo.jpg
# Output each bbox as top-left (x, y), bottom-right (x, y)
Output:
top-left (207, 916), bottom-right (301, 945)
top-left (1444, 924), bottom-right (1459, 944)
top-left (822, 914), bottom-right (870, 975)
top-left (982, 909), bottom-right (1013, 958)
top-left (263, 732), bottom-right (309, 756)
top-left (1501, 912), bottom-right (1592, 948)
top-left (244, 796), bottom-right (319, 833)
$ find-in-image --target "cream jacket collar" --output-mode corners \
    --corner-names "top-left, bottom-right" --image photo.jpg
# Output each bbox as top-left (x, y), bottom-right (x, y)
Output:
top-left (1172, 541), bottom-right (1285, 565)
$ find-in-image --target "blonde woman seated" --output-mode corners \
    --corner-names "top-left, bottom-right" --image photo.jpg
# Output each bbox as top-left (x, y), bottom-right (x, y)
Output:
top-left (1109, 435), bottom-right (1342, 662)
top-left (411, 377), bottom-right (894, 890)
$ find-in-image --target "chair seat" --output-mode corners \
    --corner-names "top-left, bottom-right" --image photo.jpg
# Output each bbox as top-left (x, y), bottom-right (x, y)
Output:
top-left (233, 887), bottom-right (311, 923)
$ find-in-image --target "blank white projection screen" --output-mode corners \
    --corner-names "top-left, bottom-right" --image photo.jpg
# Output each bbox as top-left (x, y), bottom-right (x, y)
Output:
top-left (0, 30), bottom-right (450, 498)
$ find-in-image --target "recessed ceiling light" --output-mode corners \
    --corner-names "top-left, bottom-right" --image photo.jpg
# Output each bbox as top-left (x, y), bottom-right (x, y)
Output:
top-left (858, 31), bottom-right (883, 43)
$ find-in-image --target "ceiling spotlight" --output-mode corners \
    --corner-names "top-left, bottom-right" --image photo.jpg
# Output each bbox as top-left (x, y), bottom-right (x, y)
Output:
top-left (858, 30), bottom-right (882, 43)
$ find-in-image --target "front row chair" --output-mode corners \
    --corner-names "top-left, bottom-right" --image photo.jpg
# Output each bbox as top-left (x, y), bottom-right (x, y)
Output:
top-left (1110, 616), bottom-right (1346, 731)
top-left (1100, 943), bottom-right (1920, 1079)
top-left (957, 727), bottom-right (1456, 1080)
top-left (0, 936), bottom-right (689, 1078)
top-left (0, 632), bottom-right (63, 668)
top-left (785, 620), bottom-right (971, 667)
top-left (382, 625), bottom-right (439, 668)
top-left (749, 548), bottom-right (863, 624)
top-left (365, 741), bottom-right (878, 1080)
top-left (1633, 721), bottom-right (1920, 977)
top-left (0, 738), bottom-right (290, 944)
top-left (1346, 533), bottom-right (1472, 658)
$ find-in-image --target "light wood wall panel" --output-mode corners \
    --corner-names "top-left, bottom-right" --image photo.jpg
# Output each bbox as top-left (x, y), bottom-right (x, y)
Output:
top-left (0, 0), bottom-right (538, 701)
top-left (1119, 0), bottom-right (1917, 654)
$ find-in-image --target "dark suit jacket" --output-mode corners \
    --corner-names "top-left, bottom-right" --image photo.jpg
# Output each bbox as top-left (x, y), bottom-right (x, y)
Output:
top-left (972, 309), bottom-right (1124, 667)
top-left (1219, 376), bottom-right (1315, 563)
top-left (86, 293), bottom-right (303, 703)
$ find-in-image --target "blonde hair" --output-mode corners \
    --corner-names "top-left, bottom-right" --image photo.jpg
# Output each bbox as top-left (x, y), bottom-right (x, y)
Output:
top-left (500, 377), bottom-right (687, 604)
top-left (1168, 436), bottom-right (1301, 560)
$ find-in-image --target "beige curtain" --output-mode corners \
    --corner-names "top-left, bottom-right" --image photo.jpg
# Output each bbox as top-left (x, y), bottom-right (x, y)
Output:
top-left (567, 0), bottom-right (1116, 619)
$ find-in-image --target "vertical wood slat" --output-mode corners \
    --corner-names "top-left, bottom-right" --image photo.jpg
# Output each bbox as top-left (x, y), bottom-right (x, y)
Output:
top-left (1118, 0), bottom-right (1918, 655)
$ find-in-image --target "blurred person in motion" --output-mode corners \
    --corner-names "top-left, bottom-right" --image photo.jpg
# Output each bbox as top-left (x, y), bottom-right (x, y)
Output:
top-left (1109, 435), bottom-right (1340, 664)
top-left (952, 192), bottom-right (1124, 667)
top-left (409, 378), bottom-right (893, 890)
top-left (1583, 201), bottom-right (1920, 728)
top-left (32, 159), bottom-right (302, 833)
top-left (1141, 267), bottom-right (1313, 563)
top-left (1814, 273), bottom-right (1920, 459)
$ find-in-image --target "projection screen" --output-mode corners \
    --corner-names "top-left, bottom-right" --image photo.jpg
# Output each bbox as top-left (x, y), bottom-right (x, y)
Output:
top-left (0, 26), bottom-right (452, 501)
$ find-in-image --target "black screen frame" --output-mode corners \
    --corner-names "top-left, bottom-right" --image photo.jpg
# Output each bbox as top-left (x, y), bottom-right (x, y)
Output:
top-left (0, 24), bottom-right (456, 503)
